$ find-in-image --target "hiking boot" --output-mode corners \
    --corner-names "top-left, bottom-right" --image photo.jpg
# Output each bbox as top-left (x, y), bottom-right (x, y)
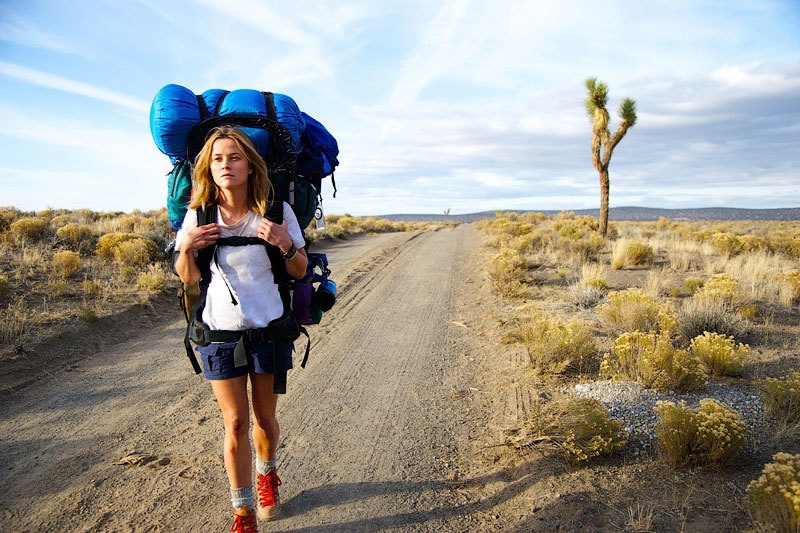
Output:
top-left (256, 469), bottom-right (282, 520)
top-left (231, 505), bottom-right (258, 532)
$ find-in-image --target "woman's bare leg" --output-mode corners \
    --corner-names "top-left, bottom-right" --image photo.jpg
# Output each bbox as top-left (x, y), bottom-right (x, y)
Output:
top-left (210, 375), bottom-right (252, 488)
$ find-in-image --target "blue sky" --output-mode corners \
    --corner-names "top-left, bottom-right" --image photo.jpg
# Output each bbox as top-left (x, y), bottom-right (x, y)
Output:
top-left (1, 0), bottom-right (799, 216)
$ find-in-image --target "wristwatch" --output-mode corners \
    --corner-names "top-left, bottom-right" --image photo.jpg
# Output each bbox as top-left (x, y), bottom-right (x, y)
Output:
top-left (282, 243), bottom-right (297, 260)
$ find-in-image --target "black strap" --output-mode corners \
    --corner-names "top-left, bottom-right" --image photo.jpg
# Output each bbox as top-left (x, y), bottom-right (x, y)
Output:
top-left (185, 202), bottom-right (302, 393)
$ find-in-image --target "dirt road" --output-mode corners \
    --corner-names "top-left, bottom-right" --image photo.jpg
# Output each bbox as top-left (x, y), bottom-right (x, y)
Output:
top-left (1, 224), bottom-right (502, 532)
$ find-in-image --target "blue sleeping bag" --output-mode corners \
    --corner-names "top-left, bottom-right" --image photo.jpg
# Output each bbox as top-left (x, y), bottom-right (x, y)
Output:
top-left (149, 84), bottom-right (305, 163)
top-left (149, 84), bottom-right (339, 230)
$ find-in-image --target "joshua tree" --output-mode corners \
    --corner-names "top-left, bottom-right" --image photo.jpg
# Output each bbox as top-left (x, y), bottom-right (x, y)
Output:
top-left (584, 77), bottom-right (637, 236)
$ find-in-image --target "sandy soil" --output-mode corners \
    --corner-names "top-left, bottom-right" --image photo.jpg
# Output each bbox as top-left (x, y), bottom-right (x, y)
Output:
top-left (1, 224), bottom-right (795, 532)
top-left (0, 225), bottom-right (502, 531)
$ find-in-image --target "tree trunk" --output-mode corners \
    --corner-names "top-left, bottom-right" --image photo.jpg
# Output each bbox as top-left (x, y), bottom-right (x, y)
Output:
top-left (598, 168), bottom-right (610, 236)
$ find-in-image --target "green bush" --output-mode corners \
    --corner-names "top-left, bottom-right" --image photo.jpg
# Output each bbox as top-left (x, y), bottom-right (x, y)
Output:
top-left (597, 288), bottom-right (677, 335)
top-left (602, 332), bottom-right (705, 393)
top-left (654, 399), bottom-right (748, 468)
top-left (747, 453), bottom-right (800, 532)
top-left (689, 332), bottom-right (749, 377)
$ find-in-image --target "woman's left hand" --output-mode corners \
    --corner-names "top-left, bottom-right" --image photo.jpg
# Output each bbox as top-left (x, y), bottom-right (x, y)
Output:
top-left (257, 217), bottom-right (293, 253)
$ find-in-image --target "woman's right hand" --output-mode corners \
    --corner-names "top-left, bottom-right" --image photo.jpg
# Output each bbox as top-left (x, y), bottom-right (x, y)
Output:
top-left (175, 223), bottom-right (219, 285)
top-left (182, 223), bottom-right (221, 253)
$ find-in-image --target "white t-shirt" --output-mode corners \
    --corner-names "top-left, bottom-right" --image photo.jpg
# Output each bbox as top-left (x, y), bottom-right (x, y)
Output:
top-left (175, 203), bottom-right (305, 331)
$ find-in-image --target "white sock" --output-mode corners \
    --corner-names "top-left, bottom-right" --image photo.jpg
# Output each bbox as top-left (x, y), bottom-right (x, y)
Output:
top-left (256, 457), bottom-right (277, 475)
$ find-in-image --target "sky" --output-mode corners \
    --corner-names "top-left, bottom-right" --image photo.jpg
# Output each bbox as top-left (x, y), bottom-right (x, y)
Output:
top-left (1, 0), bottom-right (799, 216)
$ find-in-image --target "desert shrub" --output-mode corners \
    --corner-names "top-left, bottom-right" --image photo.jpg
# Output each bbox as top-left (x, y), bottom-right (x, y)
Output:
top-left (567, 282), bottom-right (606, 308)
top-left (739, 234), bottom-right (769, 254)
top-left (48, 279), bottom-right (70, 297)
top-left (558, 232), bottom-right (606, 263)
top-left (486, 249), bottom-right (528, 298)
top-left (96, 233), bottom-right (159, 264)
top-left (710, 232), bottom-right (744, 257)
top-left (782, 269), bottom-right (800, 302)
top-left (0, 274), bottom-right (9, 297)
top-left (526, 395), bottom-right (626, 465)
top-left (747, 453), bottom-right (800, 532)
top-left (597, 288), bottom-right (677, 335)
top-left (136, 264), bottom-right (172, 293)
top-left (8, 217), bottom-right (49, 244)
top-left (689, 332), bottom-right (750, 377)
top-left (611, 239), bottom-right (654, 269)
top-left (602, 332), bottom-right (705, 393)
top-left (684, 277), bottom-right (705, 293)
top-left (51, 251), bottom-right (82, 278)
top-left (114, 239), bottom-right (158, 267)
top-left (627, 241), bottom-right (655, 266)
top-left (654, 399), bottom-right (748, 468)
top-left (509, 311), bottom-right (597, 373)
top-left (694, 274), bottom-right (746, 308)
top-left (761, 371), bottom-right (800, 429)
top-left (678, 298), bottom-right (748, 342)
top-left (83, 279), bottom-right (103, 296)
top-left (56, 223), bottom-right (95, 248)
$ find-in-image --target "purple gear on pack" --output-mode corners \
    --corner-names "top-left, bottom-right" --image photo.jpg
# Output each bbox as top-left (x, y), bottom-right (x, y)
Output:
top-left (292, 281), bottom-right (314, 325)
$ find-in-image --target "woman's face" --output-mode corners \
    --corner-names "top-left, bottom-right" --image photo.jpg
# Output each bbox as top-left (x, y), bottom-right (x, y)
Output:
top-left (210, 137), bottom-right (251, 192)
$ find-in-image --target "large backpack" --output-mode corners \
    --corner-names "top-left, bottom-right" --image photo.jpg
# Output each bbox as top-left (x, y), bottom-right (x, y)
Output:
top-left (150, 84), bottom-right (339, 231)
top-left (150, 85), bottom-right (339, 389)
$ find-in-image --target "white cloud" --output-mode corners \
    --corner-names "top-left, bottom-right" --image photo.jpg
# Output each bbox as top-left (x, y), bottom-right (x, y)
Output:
top-left (0, 61), bottom-right (150, 113)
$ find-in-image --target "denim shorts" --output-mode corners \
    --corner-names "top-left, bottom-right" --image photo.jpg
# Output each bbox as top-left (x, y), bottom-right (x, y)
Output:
top-left (196, 340), bottom-right (293, 380)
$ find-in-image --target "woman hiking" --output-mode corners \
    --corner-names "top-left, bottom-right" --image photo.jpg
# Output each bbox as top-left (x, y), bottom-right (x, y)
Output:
top-left (175, 125), bottom-right (307, 531)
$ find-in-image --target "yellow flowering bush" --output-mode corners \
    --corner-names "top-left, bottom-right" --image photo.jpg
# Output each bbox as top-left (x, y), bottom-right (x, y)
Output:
top-left (95, 233), bottom-right (159, 264)
top-left (602, 332), bottom-right (705, 393)
top-left (597, 288), bottom-right (677, 335)
top-left (56, 223), bottom-right (94, 248)
top-left (747, 453), bottom-right (800, 532)
top-left (486, 248), bottom-right (528, 298)
top-left (51, 250), bottom-right (82, 278)
top-left (710, 232), bottom-right (744, 257)
top-left (512, 311), bottom-right (597, 374)
top-left (694, 274), bottom-right (745, 308)
top-left (654, 399), bottom-right (748, 468)
top-left (762, 371), bottom-right (800, 428)
top-left (529, 395), bottom-right (627, 465)
top-left (689, 332), bottom-right (750, 377)
top-left (8, 217), bottom-right (49, 244)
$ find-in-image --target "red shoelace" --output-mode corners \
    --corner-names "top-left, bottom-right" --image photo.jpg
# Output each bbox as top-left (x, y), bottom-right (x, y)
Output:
top-left (257, 470), bottom-right (282, 507)
top-left (230, 511), bottom-right (257, 532)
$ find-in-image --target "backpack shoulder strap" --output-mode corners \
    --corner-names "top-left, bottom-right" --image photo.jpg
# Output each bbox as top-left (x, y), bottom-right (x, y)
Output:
top-left (264, 199), bottom-right (290, 286)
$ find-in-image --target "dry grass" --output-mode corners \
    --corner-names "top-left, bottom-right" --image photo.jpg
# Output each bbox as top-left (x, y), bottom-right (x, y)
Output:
top-left (478, 212), bottom-right (800, 529)
top-left (0, 206), bottom-right (429, 351)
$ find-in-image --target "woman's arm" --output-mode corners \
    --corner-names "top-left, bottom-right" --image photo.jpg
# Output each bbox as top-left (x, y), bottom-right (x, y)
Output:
top-left (175, 223), bottom-right (221, 285)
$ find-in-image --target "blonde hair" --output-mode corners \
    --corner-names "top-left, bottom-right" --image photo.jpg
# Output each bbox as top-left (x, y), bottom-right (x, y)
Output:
top-left (189, 125), bottom-right (273, 214)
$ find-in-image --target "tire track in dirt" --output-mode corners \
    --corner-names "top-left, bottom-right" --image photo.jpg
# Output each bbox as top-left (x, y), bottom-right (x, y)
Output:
top-left (271, 225), bottom-right (477, 531)
top-left (0, 226), bottom-right (486, 532)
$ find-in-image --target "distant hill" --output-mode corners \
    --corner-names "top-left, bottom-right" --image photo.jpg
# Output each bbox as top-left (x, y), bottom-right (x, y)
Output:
top-left (380, 206), bottom-right (800, 223)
